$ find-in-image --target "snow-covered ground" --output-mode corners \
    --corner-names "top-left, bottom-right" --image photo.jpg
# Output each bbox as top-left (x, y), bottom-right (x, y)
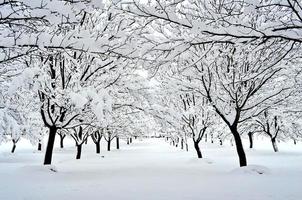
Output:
top-left (0, 138), bottom-right (301, 200)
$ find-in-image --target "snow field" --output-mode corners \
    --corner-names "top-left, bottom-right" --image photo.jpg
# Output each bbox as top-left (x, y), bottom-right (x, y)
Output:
top-left (0, 138), bottom-right (301, 200)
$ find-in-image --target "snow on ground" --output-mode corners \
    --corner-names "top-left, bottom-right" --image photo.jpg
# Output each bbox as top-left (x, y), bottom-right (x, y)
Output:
top-left (0, 138), bottom-right (302, 200)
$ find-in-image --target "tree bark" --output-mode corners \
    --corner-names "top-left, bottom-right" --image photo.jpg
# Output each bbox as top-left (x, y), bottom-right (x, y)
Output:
top-left (76, 144), bottom-right (82, 159)
top-left (96, 141), bottom-right (100, 154)
top-left (38, 142), bottom-right (42, 151)
top-left (44, 126), bottom-right (57, 165)
top-left (186, 143), bottom-right (189, 151)
top-left (231, 127), bottom-right (247, 167)
top-left (205, 134), bottom-right (207, 142)
top-left (193, 142), bottom-right (202, 158)
top-left (107, 140), bottom-right (111, 151)
top-left (11, 140), bottom-right (17, 153)
top-left (271, 138), bottom-right (279, 152)
top-left (127, 138), bottom-right (130, 145)
top-left (116, 137), bottom-right (120, 149)
top-left (91, 131), bottom-right (102, 154)
top-left (181, 138), bottom-right (184, 149)
top-left (248, 132), bottom-right (253, 149)
top-left (59, 134), bottom-right (65, 148)
top-left (130, 138), bottom-right (132, 143)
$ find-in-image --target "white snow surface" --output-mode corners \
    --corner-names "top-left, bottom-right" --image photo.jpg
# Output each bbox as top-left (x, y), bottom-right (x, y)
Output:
top-left (0, 138), bottom-right (301, 200)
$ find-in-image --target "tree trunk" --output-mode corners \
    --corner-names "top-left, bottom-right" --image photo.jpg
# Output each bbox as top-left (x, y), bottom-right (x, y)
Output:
top-left (59, 134), bottom-right (65, 148)
top-left (181, 138), bottom-right (184, 149)
top-left (38, 142), bottom-right (42, 151)
top-left (294, 139), bottom-right (297, 145)
top-left (271, 138), bottom-right (279, 152)
top-left (127, 138), bottom-right (130, 145)
top-left (85, 138), bottom-right (88, 145)
top-left (130, 138), bottom-right (132, 143)
top-left (211, 134), bottom-right (214, 143)
top-left (205, 134), bottom-right (207, 142)
top-left (193, 142), bottom-right (202, 158)
top-left (248, 132), bottom-right (253, 149)
top-left (44, 127), bottom-right (57, 165)
top-left (11, 141), bottom-right (17, 153)
top-left (116, 137), bottom-right (120, 149)
top-left (107, 140), bottom-right (111, 151)
top-left (219, 139), bottom-right (223, 146)
top-left (76, 144), bottom-right (82, 159)
top-left (96, 141), bottom-right (100, 154)
top-left (231, 127), bottom-right (247, 167)
top-left (186, 143), bottom-right (189, 151)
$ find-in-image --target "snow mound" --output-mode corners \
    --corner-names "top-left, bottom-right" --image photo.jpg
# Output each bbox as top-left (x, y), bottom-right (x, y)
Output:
top-left (230, 165), bottom-right (270, 175)
top-left (187, 158), bottom-right (213, 165)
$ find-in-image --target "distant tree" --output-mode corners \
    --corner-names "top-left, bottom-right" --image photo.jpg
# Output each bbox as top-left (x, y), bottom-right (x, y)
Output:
top-left (255, 110), bottom-right (283, 152)
top-left (180, 93), bottom-right (214, 158)
top-left (70, 126), bottom-right (91, 159)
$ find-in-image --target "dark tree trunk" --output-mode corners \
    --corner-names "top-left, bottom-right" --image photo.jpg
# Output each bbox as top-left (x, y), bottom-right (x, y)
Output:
top-left (130, 138), bottom-right (132, 143)
top-left (186, 143), bottom-right (189, 151)
top-left (76, 144), bottom-right (82, 159)
top-left (38, 142), bottom-right (42, 151)
top-left (107, 140), bottom-right (111, 151)
top-left (116, 137), bottom-right (120, 149)
top-left (60, 138), bottom-right (64, 148)
top-left (85, 138), bottom-right (88, 145)
top-left (271, 138), bottom-right (279, 152)
top-left (294, 139), bottom-right (297, 145)
top-left (181, 138), bottom-right (184, 149)
top-left (127, 138), bottom-right (130, 145)
top-left (172, 140), bottom-right (175, 146)
top-left (96, 141), bottom-right (100, 154)
top-left (219, 139), bottom-right (223, 146)
top-left (231, 127), bottom-right (247, 167)
top-left (211, 134), bottom-right (214, 143)
top-left (44, 127), bottom-right (57, 165)
top-left (205, 134), bottom-right (207, 142)
top-left (11, 141), bottom-right (17, 153)
top-left (193, 142), bottom-right (202, 158)
top-left (91, 131), bottom-right (102, 154)
top-left (248, 132), bottom-right (253, 149)
top-left (59, 134), bottom-right (65, 148)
